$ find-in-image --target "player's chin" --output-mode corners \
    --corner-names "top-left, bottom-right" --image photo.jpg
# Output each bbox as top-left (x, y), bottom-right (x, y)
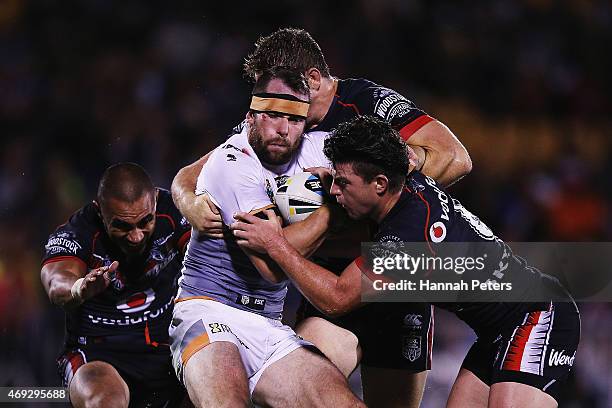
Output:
top-left (264, 150), bottom-right (291, 165)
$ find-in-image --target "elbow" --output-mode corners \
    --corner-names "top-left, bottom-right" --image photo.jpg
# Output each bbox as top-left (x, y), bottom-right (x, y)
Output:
top-left (321, 300), bottom-right (351, 319)
top-left (170, 169), bottom-right (187, 206)
top-left (46, 285), bottom-right (64, 306)
top-left (453, 149), bottom-right (472, 178)
top-left (437, 145), bottom-right (472, 186)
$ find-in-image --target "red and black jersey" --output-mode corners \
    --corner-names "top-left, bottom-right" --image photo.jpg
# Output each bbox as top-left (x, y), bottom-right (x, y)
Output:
top-left (311, 78), bottom-right (434, 140)
top-left (360, 172), bottom-right (565, 335)
top-left (42, 189), bottom-right (190, 350)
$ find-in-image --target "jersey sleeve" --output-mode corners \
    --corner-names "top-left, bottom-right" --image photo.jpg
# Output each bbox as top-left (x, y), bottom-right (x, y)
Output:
top-left (42, 213), bottom-right (93, 268)
top-left (357, 83), bottom-right (434, 141)
top-left (197, 148), bottom-right (272, 226)
top-left (155, 189), bottom-right (192, 251)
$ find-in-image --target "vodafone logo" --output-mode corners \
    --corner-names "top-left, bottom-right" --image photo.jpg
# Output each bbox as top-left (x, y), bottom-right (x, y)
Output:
top-left (429, 222), bottom-right (447, 243)
top-left (116, 289), bottom-right (155, 314)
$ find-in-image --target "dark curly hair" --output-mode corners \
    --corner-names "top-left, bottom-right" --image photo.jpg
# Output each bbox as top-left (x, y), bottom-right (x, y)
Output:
top-left (244, 28), bottom-right (331, 81)
top-left (324, 116), bottom-right (409, 193)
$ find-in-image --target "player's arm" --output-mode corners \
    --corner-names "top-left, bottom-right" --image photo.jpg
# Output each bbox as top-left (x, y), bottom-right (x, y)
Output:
top-left (405, 119), bottom-right (472, 186)
top-left (244, 204), bottom-right (335, 283)
top-left (171, 152), bottom-right (224, 238)
top-left (40, 259), bottom-right (118, 311)
top-left (232, 211), bottom-right (365, 317)
top-left (364, 85), bottom-right (471, 186)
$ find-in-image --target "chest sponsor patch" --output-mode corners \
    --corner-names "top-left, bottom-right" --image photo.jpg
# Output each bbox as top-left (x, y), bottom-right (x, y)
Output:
top-left (116, 288), bottom-right (155, 313)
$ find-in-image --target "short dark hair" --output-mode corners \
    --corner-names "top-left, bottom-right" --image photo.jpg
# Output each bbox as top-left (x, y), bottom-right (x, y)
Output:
top-left (97, 162), bottom-right (155, 208)
top-left (324, 116), bottom-right (409, 193)
top-left (251, 66), bottom-right (310, 100)
top-left (244, 28), bottom-right (331, 81)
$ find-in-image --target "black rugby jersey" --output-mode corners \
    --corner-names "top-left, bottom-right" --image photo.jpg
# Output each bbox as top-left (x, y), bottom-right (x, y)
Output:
top-left (42, 189), bottom-right (190, 349)
top-left (311, 78), bottom-right (433, 139)
top-left (361, 172), bottom-right (564, 334)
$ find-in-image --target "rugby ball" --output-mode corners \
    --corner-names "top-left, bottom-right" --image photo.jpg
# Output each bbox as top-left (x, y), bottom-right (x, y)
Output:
top-left (274, 172), bottom-right (325, 224)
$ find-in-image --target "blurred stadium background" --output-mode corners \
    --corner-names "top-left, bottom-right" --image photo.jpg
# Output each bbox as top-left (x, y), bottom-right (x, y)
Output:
top-left (0, 0), bottom-right (610, 406)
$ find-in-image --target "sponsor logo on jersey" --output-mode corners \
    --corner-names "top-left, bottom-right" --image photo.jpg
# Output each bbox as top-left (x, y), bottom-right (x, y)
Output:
top-left (373, 88), bottom-right (413, 122)
top-left (45, 231), bottom-right (82, 255)
top-left (429, 221), bottom-right (447, 243)
top-left (209, 322), bottom-right (232, 334)
top-left (453, 199), bottom-right (495, 241)
top-left (235, 294), bottom-right (266, 311)
top-left (88, 296), bottom-right (174, 326)
top-left (226, 153), bottom-right (237, 162)
top-left (402, 335), bottom-right (422, 362)
top-left (424, 176), bottom-right (450, 221)
top-left (549, 349), bottom-right (576, 367)
top-left (223, 143), bottom-right (243, 153)
top-left (180, 216), bottom-right (189, 227)
top-left (153, 233), bottom-right (173, 250)
top-left (208, 322), bottom-right (249, 349)
top-left (116, 288), bottom-right (155, 313)
top-left (372, 236), bottom-right (404, 260)
top-left (403, 314), bottom-right (423, 328)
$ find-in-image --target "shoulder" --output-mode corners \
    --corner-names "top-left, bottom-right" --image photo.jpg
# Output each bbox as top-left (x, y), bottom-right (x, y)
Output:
top-left (155, 189), bottom-right (189, 227)
top-left (43, 203), bottom-right (100, 263)
top-left (301, 130), bottom-right (329, 150)
top-left (205, 133), bottom-right (262, 180)
top-left (63, 202), bottom-right (101, 237)
top-left (339, 78), bottom-right (416, 115)
top-left (154, 189), bottom-right (191, 244)
top-left (377, 190), bottom-right (430, 243)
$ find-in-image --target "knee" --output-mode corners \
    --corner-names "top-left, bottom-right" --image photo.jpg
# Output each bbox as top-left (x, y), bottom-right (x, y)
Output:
top-left (83, 392), bottom-right (129, 408)
top-left (72, 386), bottom-right (129, 408)
top-left (70, 363), bottom-right (129, 408)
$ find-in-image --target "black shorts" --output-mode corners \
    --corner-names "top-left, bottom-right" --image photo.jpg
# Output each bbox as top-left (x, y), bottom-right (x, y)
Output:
top-left (300, 300), bottom-right (433, 371)
top-left (462, 301), bottom-right (580, 402)
top-left (57, 346), bottom-right (185, 408)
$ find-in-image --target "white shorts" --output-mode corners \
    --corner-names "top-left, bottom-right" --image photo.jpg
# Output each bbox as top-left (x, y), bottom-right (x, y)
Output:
top-left (169, 298), bottom-right (313, 394)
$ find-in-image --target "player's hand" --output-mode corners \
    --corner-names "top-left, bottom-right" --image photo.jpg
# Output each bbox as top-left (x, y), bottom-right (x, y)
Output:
top-left (72, 261), bottom-right (118, 302)
top-left (304, 167), bottom-right (333, 193)
top-left (231, 210), bottom-right (285, 254)
top-left (407, 145), bottom-right (424, 174)
top-left (187, 194), bottom-right (224, 238)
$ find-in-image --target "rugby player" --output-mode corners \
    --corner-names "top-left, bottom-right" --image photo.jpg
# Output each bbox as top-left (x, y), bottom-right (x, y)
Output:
top-left (231, 115), bottom-right (581, 408)
top-left (169, 67), bottom-right (364, 407)
top-left (41, 163), bottom-right (190, 408)
top-left (172, 27), bottom-right (472, 407)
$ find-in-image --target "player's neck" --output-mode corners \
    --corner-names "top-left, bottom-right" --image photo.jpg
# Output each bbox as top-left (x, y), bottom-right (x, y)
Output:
top-left (306, 77), bottom-right (337, 129)
top-left (371, 191), bottom-right (402, 225)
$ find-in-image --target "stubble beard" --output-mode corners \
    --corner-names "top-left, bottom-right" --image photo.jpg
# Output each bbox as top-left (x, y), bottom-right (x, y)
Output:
top-left (248, 121), bottom-right (299, 165)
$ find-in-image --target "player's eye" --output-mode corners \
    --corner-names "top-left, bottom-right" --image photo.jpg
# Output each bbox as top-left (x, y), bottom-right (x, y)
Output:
top-left (111, 220), bottom-right (134, 231)
top-left (288, 116), bottom-right (304, 124)
top-left (136, 214), bottom-right (154, 228)
top-left (334, 178), bottom-right (348, 188)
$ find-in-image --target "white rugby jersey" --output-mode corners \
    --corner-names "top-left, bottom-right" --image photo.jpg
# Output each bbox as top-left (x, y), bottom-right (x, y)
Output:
top-left (179, 125), bottom-right (330, 319)
top-left (197, 127), bottom-right (330, 224)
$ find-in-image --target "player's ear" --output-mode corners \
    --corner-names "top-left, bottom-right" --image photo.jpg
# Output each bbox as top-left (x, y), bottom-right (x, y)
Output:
top-left (246, 110), bottom-right (255, 125)
top-left (374, 175), bottom-right (389, 195)
top-left (305, 68), bottom-right (321, 92)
